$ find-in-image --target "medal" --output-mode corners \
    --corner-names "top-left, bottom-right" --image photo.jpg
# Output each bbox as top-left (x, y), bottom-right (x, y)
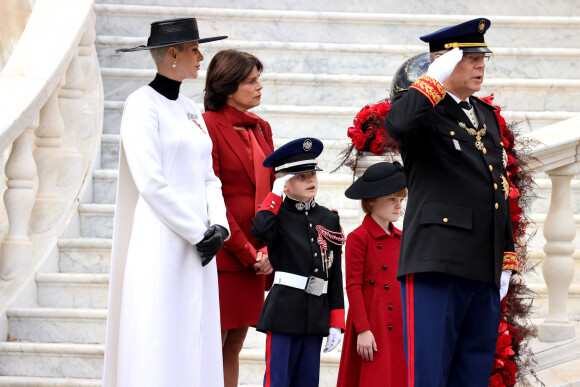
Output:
top-left (458, 122), bottom-right (487, 154)
top-left (501, 174), bottom-right (509, 200)
top-left (187, 112), bottom-right (206, 134)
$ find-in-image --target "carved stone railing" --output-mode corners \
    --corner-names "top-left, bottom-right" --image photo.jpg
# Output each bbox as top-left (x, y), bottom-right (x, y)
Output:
top-left (0, 0), bottom-right (102, 339)
top-left (524, 114), bottom-right (580, 342)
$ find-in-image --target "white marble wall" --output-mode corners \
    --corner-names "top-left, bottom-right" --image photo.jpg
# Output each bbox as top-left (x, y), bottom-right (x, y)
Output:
top-left (95, 0), bottom-right (580, 17)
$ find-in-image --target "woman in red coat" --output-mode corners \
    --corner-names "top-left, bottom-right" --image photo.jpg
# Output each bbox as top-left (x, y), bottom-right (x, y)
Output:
top-left (337, 162), bottom-right (408, 387)
top-left (203, 50), bottom-right (275, 387)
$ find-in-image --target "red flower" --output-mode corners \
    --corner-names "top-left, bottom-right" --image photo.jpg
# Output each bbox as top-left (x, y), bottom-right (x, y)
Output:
top-left (375, 102), bottom-right (390, 119)
top-left (509, 187), bottom-right (520, 200)
top-left (489, 373), bottom-right (505, 387)
top-left (356, 106), bottom-right (372, 126)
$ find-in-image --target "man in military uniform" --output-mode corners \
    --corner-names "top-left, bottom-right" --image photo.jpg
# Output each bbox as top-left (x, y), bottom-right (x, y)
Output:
top-left (251, 138), bottom-right (345, 387)
top-left (384, 18), bottom-right (519, 386)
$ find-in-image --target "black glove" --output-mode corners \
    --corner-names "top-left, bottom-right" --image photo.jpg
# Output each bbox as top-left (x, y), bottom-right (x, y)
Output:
top-left (196, 224), bottom-right (228, 266)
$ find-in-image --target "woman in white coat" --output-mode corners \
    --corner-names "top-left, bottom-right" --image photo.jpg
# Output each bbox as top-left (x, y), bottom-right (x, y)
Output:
top-left (102, 18), bottom-right (229, 387)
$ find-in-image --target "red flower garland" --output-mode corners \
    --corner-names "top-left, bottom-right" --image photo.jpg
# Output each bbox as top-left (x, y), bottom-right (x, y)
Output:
top-left (346, 100), bottom-right (399, 155)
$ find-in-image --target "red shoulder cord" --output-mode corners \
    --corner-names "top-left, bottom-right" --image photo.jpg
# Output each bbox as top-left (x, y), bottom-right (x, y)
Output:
top-left (316, 225), bottom-right (346, 277)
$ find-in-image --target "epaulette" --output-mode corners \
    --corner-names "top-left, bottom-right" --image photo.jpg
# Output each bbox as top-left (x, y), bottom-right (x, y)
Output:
top-left (472, 96), bottom-right (497, 111)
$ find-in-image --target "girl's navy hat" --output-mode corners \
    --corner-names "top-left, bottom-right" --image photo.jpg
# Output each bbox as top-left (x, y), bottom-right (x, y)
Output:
top-left (115, 18), bottom-right (227, 53)
top-left (263, 138), bottom-right (323, 174)
top-left (345, 161), bottom-right (406, 200)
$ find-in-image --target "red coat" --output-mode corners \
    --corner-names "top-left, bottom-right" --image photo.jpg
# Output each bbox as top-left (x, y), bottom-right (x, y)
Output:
top-left (337, 215), bottom-right (407, 387)
top-left (203, 108), bottom-right (275, 329)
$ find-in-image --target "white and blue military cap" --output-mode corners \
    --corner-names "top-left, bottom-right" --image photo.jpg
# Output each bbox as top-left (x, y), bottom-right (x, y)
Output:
top-left (263, 138), bottom-right (323, 174)
top-left (420, 18), bottom-right (492, 53)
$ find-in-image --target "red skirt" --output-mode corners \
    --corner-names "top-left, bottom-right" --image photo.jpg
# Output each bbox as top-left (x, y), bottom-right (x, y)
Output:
top-left (218, 269), bottom-right (266, 331)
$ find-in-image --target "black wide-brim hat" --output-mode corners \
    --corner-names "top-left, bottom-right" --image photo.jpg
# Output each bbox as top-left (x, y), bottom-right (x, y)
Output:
top-left (345, 161), bottom-right (406, 200)
top-left (420, 18), bottom-right (492, 54)
top-left (263, 138), bottom-right (324, 174)
top-left (115, 17), bottom-right (227, 53)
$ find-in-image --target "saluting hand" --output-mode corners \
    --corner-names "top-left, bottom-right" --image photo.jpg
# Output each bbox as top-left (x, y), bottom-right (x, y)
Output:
top-left (357, 330), bottom-right (378, 362)
top-left (427, 47), bottom-right (463, 84)
top-left (272, 173), bottom-right (294, 197)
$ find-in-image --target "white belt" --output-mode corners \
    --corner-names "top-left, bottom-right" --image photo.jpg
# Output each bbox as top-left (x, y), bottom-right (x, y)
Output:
top-left (273, 271), bottom-right (328, 296)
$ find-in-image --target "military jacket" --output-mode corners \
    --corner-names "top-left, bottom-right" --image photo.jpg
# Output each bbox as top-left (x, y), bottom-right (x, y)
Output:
top-left (384, 78), bottom-right (516, 287)
top-left (251, 193), bottom-right (345, 336)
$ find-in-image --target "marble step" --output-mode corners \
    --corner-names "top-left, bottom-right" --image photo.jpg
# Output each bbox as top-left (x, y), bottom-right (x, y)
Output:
top-left (0, 376), bottom-right (100, 386)
top-left (92, 170), bottom-right (118, 205)
top-left (58, 238), bottom-right (111, 273)
top-left (97, 37), bottom-right (580, 80)
top-left (7, 308), bottom-right (107, 345)
top-left (0, 342), bottom-right (103, 379)
top-left (94, 4), bottom-right (580, 48)
top-left (101, 68), bottom-right (580, 112)
top-left (94, 0), bottom-right (579, 16)
top-left (103, 99), bottom-right (578, 139)
top-left (0, 342), bottom-right (338, 383)
top-left (79, 204), bottom-right (115, 239)
top-left (36, 273), bottom-right (109, 309)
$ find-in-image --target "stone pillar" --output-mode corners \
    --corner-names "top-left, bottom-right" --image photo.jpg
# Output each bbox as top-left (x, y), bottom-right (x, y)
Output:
top-left (0, 120), bottom-right (39, 280)
top-left (538, 164), bottom-right (579, 342)
top-left (57, 50), bottom-right (85, 191)
top-left (31, 87), bottom-right (66, 233)
top-left (77, 11), bottom-right (98, 143)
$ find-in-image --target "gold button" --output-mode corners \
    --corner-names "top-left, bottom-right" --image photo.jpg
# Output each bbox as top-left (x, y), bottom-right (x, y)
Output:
top-left (314, 268), bottom-right (319, 273)
top-left (309, 223), bottom-right (312, 227)
top-left (314, 253), bottom-right (318, 257)
top-left (500, 141), bottom-right (504, 146)
top-left (483, 148), bottom-right (487, 154)
top-left (305, 211), bottom-right (309, 215)
top-left (450, 131), bottom-right (455, 136)
top-left (495, 203), bottom-right (499, 210)
top-left (489, 165), bottom-right (493, 171)
top-left (311, 238), bottom-right (314, 242)
top-left (443, 218), bottom-right (448, 223)
top-left (494, 183), bottom-right (498, 190)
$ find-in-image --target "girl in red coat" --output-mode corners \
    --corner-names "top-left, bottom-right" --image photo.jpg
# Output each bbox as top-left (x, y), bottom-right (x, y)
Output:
top-left (203, 50), bottom-right (276, 387)
top-left (337, 161), bottom-right (408, 387)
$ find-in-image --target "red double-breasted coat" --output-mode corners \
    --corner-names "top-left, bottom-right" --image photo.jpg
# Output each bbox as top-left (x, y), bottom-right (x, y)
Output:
top-left (203, 108), bottom-right (275, 330)
top-left (337, 215), bottom-right (407, 387)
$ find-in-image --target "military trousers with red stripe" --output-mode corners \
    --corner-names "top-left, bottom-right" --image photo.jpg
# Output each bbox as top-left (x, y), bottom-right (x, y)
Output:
top-left (400, 272), bottom-right (500, 387)
top-left (263, 331), bottom-right (324, 387)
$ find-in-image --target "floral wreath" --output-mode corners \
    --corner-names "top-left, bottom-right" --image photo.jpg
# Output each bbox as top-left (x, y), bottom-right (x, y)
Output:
top-left (339, 94), bottom-right (540, 387)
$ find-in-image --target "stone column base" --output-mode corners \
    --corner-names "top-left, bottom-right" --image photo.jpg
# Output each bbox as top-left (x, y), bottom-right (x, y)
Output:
top-left (539, 322), bottom-right (576, 342)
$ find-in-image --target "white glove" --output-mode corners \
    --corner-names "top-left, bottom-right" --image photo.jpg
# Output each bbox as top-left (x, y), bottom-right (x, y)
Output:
top-left (426, 47), bottom-right (463, 84)
top-left (272, 174), bottom-right (293, 197)
top-left (323, 327), bottom-right (342, 353)
top-left (499, 270), bottom-right (511, 300)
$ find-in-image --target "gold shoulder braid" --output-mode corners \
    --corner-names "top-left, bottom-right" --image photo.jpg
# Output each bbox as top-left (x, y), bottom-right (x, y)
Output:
top-left (457, 121), bottom-right (487, 154)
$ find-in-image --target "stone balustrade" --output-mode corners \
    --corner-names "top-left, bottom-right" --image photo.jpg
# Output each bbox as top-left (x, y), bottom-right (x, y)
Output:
top-left (0, 0), bottom-right (102, 340)
top-left (523, 114), bottom-right (580, 342)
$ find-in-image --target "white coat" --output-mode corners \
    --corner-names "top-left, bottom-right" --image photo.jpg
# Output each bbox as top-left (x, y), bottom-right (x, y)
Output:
top-left (102, 85), bottom-right (229, 387)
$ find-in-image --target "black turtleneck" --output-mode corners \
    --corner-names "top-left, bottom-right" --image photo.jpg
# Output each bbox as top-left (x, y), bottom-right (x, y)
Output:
top-left (148, 73), bottom-right (182, 100)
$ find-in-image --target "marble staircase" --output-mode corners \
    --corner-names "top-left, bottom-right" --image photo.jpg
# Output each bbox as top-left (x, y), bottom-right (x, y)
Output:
top-left (1, 1), bottom-right (579, 386)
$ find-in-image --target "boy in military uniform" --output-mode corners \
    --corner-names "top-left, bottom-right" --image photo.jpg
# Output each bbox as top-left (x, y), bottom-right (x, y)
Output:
top-left (251, 137), bottom-right (345, 387)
